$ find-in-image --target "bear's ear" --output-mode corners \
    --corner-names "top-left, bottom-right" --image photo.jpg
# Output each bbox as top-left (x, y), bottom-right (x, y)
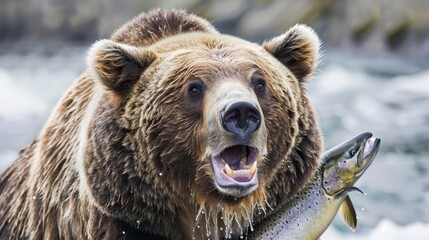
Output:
top-left (262, 24), bottom-right (321, 82)
top-left (88, 39), bottom-right (157, 94)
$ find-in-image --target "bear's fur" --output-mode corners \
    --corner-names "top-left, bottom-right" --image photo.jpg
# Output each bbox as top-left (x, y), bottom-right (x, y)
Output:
top-left (0, 9), bottom-right (322, 239)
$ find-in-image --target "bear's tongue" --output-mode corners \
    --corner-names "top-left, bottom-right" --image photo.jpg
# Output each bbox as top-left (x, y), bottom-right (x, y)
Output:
top-left (218, 145), bottom-right (257, 183)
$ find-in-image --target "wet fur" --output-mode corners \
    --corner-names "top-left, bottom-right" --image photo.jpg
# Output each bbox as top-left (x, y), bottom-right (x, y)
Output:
top-left (0, 9), bottom-right (322, 239)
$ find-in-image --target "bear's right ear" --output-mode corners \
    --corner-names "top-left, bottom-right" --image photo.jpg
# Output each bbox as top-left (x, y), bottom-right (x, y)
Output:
top-left (88, 39), bottom-right (157, 95)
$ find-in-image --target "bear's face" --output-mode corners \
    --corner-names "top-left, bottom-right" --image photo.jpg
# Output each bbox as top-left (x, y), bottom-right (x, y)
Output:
top-left (149, 42), bottom-right (275, 199)
top-left (86, 25), bottom-right (320, 223)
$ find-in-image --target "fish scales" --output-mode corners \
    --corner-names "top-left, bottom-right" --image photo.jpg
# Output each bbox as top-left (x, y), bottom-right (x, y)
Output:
top-left (248, 132), bottom-right (381, 240)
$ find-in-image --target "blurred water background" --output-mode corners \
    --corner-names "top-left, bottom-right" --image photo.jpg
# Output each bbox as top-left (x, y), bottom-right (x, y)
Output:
top-left (1, 0), bottom-right (429, 239)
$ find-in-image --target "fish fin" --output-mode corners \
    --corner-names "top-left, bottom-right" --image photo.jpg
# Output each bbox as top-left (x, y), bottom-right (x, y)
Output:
top-left (339, 195), bottom-right (358, 231)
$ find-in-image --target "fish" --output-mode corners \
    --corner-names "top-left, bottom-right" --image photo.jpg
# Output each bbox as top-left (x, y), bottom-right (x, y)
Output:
top-left (248, 132), bottom-right (381, 240)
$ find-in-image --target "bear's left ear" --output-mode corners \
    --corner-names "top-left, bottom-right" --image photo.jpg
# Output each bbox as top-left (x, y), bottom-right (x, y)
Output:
top-left (88, 39), bottom-right (157, 95)
top-left (262, 24), bottom-right (321, 82)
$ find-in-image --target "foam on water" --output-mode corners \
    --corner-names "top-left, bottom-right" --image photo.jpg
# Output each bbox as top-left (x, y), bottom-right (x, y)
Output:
top-left (323, 219), bottom-right (429, 240)
top-left (309, 64), bottom-right (429, 151)
top-left (0, 69), bottom-right (46, 120)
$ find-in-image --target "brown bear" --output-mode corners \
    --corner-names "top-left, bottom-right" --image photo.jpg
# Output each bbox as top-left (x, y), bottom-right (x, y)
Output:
top-left (0, 9), bottom-right (322, 240)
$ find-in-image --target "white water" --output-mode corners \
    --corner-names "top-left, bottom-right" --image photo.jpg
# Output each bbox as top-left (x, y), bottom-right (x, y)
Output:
top-left (1, 45), bottom-right (428, 239)
top-left (0, 71), bottom-right (46, 120)
top-left (324, 218), bottom-right (429, 240)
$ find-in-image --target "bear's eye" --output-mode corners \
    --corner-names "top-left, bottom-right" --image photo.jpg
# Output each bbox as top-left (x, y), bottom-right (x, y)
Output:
top-left (255, 82), bottom-right (265, 92)
top-left (251, 75), bottom-right (266, 96)
top-left (187, 80), bottom-right (205, 100)
top-left (189, 85), bottom-right (201, 95)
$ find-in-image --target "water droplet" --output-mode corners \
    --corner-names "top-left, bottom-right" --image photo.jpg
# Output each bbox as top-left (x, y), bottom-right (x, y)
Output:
top-left (361, 208), bottom-right (365, 211)
top-left (364, 192), bottom-right (368, 196)
top-left (220, 227), bottom-right (223, 231)
top-left (159, 172), bottom-right (163, 176)
top-left (32, 196), bottom-right (36, 200)
top-left (240, 236), bottom-right (244, 239)
top-left (136, 220), bottom-right (140, 228)
top-left (197, 225), bottom-right (200, 228)
top-left (122, 231), bottom-right (125, 235)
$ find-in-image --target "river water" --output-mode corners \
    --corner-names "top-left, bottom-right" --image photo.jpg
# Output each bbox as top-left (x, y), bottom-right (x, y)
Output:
top-left (0, 44), bottom-right (428, 239)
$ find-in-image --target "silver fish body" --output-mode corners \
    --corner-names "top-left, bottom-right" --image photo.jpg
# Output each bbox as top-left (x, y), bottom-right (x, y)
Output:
top-left (248, 132), bottom-right (381, 240)
top-left (249, 174), bottom-right (343, 240)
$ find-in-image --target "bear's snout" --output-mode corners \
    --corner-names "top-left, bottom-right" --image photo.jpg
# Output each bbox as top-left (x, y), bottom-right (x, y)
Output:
top-left (220, 100), bottom-right (261, 142)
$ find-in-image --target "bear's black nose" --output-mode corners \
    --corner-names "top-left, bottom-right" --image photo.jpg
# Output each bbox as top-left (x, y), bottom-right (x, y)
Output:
top-left (221, 101), bottom-right (261, 140)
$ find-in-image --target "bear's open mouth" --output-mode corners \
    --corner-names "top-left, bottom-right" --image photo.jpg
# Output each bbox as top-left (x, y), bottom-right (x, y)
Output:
top-left (210, 145), bottom-right (258, 194)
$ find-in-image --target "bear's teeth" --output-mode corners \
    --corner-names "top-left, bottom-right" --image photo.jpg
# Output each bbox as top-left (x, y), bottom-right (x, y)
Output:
top-left (225, 162), bottom-right (257, 179)
top-left (225, 163), bottom-right (234, 177)
top-left (249, 161), bottom-right (257, 176)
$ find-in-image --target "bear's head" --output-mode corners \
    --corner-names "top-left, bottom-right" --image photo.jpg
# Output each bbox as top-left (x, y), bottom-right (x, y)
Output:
top-left (83, 21), bottom-right (322, 237)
